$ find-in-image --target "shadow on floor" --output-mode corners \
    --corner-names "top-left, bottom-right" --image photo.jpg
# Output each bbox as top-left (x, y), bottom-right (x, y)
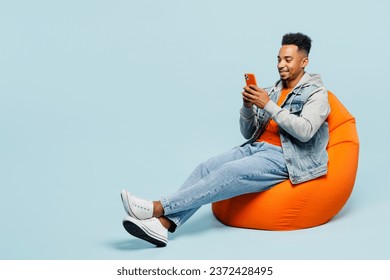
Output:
top-left (109, 209), bottom-right (227, 250)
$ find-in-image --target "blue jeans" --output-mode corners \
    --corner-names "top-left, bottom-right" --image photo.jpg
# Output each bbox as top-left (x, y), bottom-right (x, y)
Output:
top-left (161, 142), bottom-right (288, 232)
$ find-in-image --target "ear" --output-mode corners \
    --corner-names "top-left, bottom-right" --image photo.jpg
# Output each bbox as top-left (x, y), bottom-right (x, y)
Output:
top-left (301, 57), bottom-right (309, 68)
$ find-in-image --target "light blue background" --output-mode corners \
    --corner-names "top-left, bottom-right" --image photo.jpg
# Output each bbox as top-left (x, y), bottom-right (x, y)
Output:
top-left (1, 0), bottom-right (389, 259)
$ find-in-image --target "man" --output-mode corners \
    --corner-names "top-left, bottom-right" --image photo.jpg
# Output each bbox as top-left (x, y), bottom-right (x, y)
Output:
top-left (120, 32), bottom-right (330, 247)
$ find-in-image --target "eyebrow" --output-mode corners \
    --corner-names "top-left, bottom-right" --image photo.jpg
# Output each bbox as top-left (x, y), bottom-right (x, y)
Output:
top-left (277, 56), bottom-right (293, 60)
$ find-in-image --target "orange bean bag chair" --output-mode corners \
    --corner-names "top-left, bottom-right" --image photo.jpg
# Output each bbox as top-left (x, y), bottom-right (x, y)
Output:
top-left (212, 91), bottom-right (359, 230)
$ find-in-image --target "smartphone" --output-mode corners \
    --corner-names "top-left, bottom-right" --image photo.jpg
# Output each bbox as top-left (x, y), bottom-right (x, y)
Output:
top-left (244, 73), bottom-right (257, 86)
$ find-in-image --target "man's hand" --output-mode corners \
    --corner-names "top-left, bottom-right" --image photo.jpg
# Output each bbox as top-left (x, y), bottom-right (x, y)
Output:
top-left (242, 85), bottom-right (270, 109)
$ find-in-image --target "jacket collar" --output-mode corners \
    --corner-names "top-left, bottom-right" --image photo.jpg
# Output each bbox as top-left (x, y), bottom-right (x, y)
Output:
top-left (272, 72), bottom-right (323, 94)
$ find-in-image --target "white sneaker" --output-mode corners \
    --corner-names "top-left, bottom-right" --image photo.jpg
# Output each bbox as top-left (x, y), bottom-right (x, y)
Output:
top-left (122, 216), bottom-right (168, 247)
top-left (120, 190), bottom-right (153, 220)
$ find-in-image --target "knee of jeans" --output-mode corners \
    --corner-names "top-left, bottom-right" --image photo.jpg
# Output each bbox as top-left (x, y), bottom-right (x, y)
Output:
top-left (198, 161), bottom-right (210, 177)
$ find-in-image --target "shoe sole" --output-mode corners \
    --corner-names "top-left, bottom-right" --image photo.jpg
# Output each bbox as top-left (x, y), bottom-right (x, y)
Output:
top-left (123, 220), bottom-right (167, 247)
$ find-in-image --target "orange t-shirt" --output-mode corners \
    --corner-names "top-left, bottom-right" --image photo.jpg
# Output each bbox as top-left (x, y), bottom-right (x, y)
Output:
top-left (256, 88), bottom-right (291, 146)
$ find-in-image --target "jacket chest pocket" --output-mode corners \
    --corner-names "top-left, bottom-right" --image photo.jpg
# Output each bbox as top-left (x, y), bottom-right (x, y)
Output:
top-left (287, 100), bottom-right (304, 114)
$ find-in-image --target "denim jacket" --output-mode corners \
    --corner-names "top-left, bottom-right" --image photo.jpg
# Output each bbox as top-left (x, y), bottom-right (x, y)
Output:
top-left (240, 73), bottom-right (330, 184)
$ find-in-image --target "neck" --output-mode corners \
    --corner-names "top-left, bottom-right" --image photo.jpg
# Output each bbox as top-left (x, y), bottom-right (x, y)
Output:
top-left (283, 71), bottom-right (305, 89)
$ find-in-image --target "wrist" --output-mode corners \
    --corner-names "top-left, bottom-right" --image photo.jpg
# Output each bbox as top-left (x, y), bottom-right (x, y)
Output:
top-left (243, 101), bottom-right (252, 108)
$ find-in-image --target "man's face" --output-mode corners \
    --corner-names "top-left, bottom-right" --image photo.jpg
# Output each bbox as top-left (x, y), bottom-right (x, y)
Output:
top-left (277, 44), bottom-right (308, 84)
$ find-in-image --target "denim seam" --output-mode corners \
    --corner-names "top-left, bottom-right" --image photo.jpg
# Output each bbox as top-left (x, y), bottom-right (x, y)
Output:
top-left (240, 167), bottom-right (285, 179)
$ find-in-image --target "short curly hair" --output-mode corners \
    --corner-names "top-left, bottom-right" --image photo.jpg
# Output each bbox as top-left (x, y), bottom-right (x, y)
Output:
top-left (282, 33), bottom-right (312, 55)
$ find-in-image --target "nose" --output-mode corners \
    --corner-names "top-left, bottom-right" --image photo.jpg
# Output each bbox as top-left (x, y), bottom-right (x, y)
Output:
top-left (277, 60), bottom-right (285, 70)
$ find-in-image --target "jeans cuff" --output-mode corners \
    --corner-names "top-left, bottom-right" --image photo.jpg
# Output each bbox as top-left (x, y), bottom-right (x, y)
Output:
top-left (160, 197), bottom-right (177, 232)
